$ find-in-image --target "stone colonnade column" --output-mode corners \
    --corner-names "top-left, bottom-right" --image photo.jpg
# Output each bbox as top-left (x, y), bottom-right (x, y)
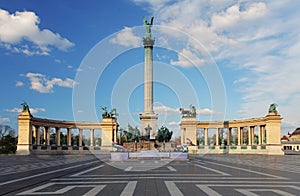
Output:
top-left (56, 127), bottom-right (61, 146)
top-left (204, 128), bottom-right (208, 146)
top-left (36, 126), bottom-right (40, 145)
top-left (258, 125), bottom-right (262, 145)
top-left (228, 128), bottom-right (232, 145)
top-left (238, 127), bottom-right (242, 145)
top-left (45, 127), bottom-right (50, 145)
top-left (248, 126), bottom-right (252, 145)
top-left (90, 129), bottom-right (94, 147)
top-left (216, 128), bottom-right (219, 146)
top-left (79, 129), bottom-right (83, 147)
top-left (67, 128), bottom-right (72, 146)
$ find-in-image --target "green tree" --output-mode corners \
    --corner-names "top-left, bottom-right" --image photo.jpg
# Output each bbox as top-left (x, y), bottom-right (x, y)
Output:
top-left (0, 124), bottom-right (17, 154)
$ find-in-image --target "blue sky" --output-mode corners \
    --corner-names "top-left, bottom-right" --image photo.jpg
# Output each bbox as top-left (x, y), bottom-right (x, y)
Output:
top-left (0, 0), bottom-right (299, 137)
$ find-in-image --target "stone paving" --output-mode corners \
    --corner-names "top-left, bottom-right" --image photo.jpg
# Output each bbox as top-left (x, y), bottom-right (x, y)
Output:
top-left (1, 155), bottom-right (299, 195)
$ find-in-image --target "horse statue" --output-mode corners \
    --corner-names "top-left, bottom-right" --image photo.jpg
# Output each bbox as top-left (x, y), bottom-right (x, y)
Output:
top-left (179, 104), bottom-right (197, 117)
top-left (108, 108), bottom-right (118, 118)
top-left (268, 103), bottom-right (278, 113)
top-left (101, 107), bottom-right (118, 118)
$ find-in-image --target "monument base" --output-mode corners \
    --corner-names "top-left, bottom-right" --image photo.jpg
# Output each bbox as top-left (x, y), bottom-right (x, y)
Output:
top-left (16, 144), bottom-right (31, 155)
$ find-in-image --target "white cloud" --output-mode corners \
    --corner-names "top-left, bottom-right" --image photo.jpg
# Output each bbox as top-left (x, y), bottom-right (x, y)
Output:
top-left (171, 48), bottom-right (205, 67)
top-left (6, 107), bottom-right (45, 114)
top-left (167, 121), bottom-right (179, 126)
top-left (233, 77), bottom-right (248, 84)
top-left (0, 8), bottom-right (74, 55)
top-left (16, 81), bottom-right (24, 87)
top-left (110, 27), bottom-right (141, 47)
top-left (25, 72), bottom-right (75, 93)
top-left (198, 108), bottom-right (215, 116)
top-left (154, 105), bottom-right (179, 115)
top-left (0, 117), bottom-right (10, 123)
top-left (211, 2), bottom-right (267, 31)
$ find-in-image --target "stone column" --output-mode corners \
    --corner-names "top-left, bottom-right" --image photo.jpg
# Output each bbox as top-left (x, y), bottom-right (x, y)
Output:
top-left (79, 129), bottom-right (83, 147)
top-left (216, 128), bottom-right (219, 146)
top-left (238, 127), bottom-right (242, 145)
top-left (261, 126), bottom-right (265, 144)
top-left (258, 125), bottom-right (262, 145)
top-left (67, 128), bottom-right (72, 146)
top-left (204, 128), bottom-right (208, 146)
top-left (248, 127), bottom-right (252, 145)
top-left (36, 126), bottom-right (40, 145)
top-left (56, 127), bottom-right (61, 146)
top-left (139, 18), bottom-right (157, 135)
top-left (228, 128), bottom-right (232, 146)
top-left (90, 129), bottom-right (94, 147)
top-left (32, 126), bottom-right (37, 144)
top-left (43, 127), bottom-right (47, 145)
top-left (46, 127), bottom-right (51, 146)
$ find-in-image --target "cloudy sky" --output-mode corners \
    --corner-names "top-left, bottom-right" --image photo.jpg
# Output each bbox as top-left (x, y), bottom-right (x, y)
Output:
top-left (0, 0), bottom-right (299, 136)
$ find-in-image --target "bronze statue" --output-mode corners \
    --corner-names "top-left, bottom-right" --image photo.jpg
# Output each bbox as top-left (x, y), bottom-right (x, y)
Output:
top-left (101, 106), bottom-right (118, 118)
top-left (21, 102), bottom-right (30, 113)
top-left (180, 104), bottom-right (197, 117)
top-left (268, 103), bottom-right (278, 113)
top-left (143, 16), bottom-right (154, 38)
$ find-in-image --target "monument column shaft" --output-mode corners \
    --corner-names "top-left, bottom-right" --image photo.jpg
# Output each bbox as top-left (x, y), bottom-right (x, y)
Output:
top-left (144, 46), bottom-right (154, 114)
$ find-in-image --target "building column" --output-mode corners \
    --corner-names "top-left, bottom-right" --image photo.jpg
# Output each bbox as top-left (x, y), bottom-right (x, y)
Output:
top-left (46, 127), bottom-right (51, 145)
top-left (228, 128), bottom-right (232, 146)
top-left (248, 127), bottom-right (252, 145)
top-left (262, 126), bottom-right (266, 144)
top-left (204, 128), bottom-right (208, 146)
top-left (43, 127), bottom-right (47, 144)
top-left (90, 129), bottom-right (94, 147)
top-left (36, 126), bottom-right (40, 145)
top-left (251, 126), bottom-right (255, 145)
top-left (258, 125), bottom-right (262, 145)
top-left (32, 126), bottom-right (37, 145)
top-left (67, 128), bottom-right (72, 146)
top-left (216, 128), bottom-right (220, 146)
top-left (238, 127), bottom-right (242, 145)
top-left (56, 127), bottom-right (61, 146)
top-left (79, 128), bottom-right (83, 147)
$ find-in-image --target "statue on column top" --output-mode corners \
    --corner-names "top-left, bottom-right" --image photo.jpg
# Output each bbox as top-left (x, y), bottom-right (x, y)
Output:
top-left (21, 101), bottom-right (30, 113)
top-left (143, 16), bottom-right (154, 38)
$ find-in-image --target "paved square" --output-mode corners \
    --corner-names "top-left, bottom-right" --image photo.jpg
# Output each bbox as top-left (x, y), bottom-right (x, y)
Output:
top-left (0, 155), bottom-right (299, 195)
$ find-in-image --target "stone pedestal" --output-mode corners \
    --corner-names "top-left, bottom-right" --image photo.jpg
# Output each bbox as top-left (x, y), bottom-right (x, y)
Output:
top-left (100, 117), bottom-right (118, 147)
top-left (16, 111), bottom-right (32, 155)
top-left (265, 112), bottom-right (281, 145)
top-left (180, 117), bottom-right (197, 145)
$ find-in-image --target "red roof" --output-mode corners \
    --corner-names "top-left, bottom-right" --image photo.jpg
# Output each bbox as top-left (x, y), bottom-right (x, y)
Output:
top-left (281, 135), bottom-right (289, 141)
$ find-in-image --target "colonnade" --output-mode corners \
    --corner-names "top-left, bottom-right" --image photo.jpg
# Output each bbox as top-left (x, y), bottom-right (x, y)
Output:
top-left (16, 110), bottom-right (118, 155)
top-left (197, 125), bottom-right (266, 146)
top-left (31, 126), bottom-right (103, 149)
top-left (180, 111), bottom-right (283, 154)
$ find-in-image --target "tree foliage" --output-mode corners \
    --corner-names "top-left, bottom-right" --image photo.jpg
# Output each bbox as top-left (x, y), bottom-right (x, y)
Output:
top-left (157, 126), bottom-right (173, 142)
top-left (0, 124), bottom-right (17, 154)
